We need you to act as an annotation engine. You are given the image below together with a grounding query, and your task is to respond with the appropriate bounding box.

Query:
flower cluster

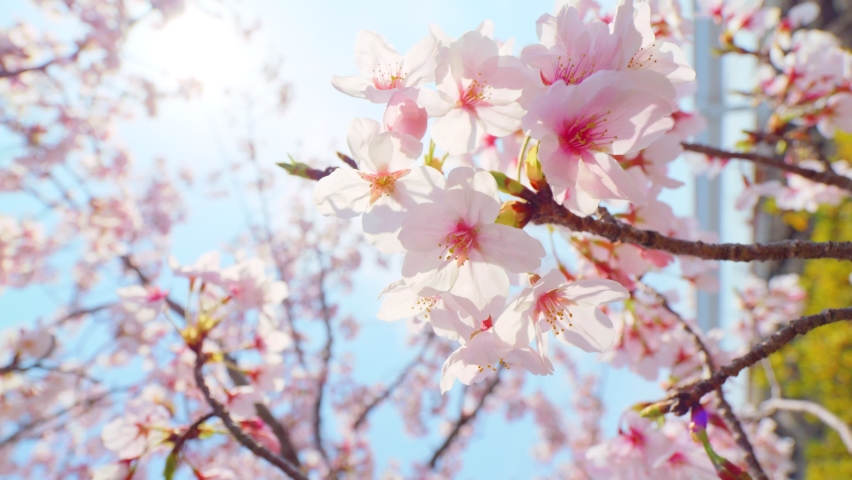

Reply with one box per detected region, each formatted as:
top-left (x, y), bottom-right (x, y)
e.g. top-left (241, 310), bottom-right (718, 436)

top-left (318, 0), bottom-right (700, 391)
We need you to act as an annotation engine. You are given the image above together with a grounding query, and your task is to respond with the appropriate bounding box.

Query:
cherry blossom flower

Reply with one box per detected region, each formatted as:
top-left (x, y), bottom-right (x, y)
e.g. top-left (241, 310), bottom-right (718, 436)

top-left (219, 258), bottom-right (289, 309)
top-left (101, 405), bottom-right (170, 459)
top-left (523, 69), bottom-right (675, 214)
top-left (511, 270), bottom-right (629, 353)
top-left (117, 285), bottom-right (168, 322)
top-left (398, 167), bottom-right (545, 309)
top-left (332, 31), bottom-right (439, 103)
top-left (314, 118), bottom-right (445, 252)
top-left (419, 31), bottom-right (531, 155)
top-left (383, 89), bottom-right (428, 140)
top-left (440, 315), bottom-right (553, 393)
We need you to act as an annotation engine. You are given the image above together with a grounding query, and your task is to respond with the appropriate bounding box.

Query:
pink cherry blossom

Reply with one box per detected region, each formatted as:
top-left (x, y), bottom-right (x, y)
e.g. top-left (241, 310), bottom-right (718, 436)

top-left (398, 167), bottom-right (545, 309)
top-left (419, 31), bottom-right (531, 155)
top-left (332, 31), bottom-right (439, 103)
top-left (383, 89), bottom-right (428, 140)
top-left (314, 119), bottom-right (444, 252)
top-left (513, 270), bottom-right (629, 353)
top-left (523, 70), bottom-right (675, 214)
top-left (440, 315), bottom-right (553, 393)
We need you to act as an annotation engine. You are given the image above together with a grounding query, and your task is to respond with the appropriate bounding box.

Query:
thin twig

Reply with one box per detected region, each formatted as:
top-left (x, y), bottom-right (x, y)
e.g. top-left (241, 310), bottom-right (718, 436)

top-left (428, 372), bottom-right (502, 469)
top-left (682, 142), bottom-right (852, 192)
top-left (352, 333), bottom-right (435, 431)
top-left (312, 261), bottom-right (334, 470)
top-left (0, 388), bottom-right (121, 448)
top-left (757, 398), bottom-right (852, 455)
top-left (192, 349), bottom-right (307, 480)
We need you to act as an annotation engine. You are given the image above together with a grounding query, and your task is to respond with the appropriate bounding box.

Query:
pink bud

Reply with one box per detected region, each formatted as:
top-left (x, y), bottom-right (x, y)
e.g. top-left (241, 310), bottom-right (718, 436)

top-left (383, 90), bottom-right (428, 140)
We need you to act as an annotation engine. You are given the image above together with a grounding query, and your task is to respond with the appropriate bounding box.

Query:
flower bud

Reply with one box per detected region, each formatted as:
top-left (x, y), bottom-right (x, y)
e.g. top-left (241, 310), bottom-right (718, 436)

top-left (524, 143), bottom-right (546, 191)
top-left (690, 404), bottom-right (708, 436)
top-left (383, 89), bottom-right (428, 140)
top-left (495, 201), bottom-right (532, 229)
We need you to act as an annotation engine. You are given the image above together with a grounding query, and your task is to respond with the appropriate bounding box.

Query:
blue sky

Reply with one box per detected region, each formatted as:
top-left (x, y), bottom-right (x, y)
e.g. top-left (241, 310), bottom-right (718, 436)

top-left (0, 0), bottom-right (762, 477)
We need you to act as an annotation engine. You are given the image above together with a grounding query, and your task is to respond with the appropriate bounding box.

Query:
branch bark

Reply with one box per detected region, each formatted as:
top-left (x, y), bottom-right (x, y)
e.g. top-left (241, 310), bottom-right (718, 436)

top-left (645, 285), bottom-right (768, 480)
top-left (427, 372), bottom-right (501, 470)
top-left (193, 349), bottom-right (308, 480)
top-left (682, 142), bottom-right (852, 193)
top-left (291, 167), bottom-right (852, 263)
top-left (663, 307), bottom-right (852, 416)
top-left (757, 398), bottom-right (852, 455)
top-left (352, 333), bottom-right (435, 431)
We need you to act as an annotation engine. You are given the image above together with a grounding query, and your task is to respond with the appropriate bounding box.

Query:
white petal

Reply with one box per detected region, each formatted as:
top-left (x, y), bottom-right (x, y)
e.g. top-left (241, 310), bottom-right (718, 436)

top-left (331, 75), bottom-right (370, 99)
top-left (477, 223), bottom-right (545, 273)
top-left (560, 279), bottom-right (629, 306)
top-left (313, 169), bottom-right (369, 218)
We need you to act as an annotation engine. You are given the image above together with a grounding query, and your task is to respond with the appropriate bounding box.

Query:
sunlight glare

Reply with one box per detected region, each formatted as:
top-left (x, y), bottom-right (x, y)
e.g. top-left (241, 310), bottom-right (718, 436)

top-left (144, 7), bottom-right (250, 91)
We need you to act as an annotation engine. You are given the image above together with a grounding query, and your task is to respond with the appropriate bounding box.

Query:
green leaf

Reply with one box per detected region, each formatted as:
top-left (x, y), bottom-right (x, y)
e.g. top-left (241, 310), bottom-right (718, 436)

top-left (163, 451), bottom-right (179, 480)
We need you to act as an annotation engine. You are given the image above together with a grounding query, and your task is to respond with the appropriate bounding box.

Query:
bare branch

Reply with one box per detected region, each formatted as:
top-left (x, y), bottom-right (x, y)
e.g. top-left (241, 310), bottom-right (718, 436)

top-left (0, 388), bottom-right (119, 448)
top-left (223, 354), bottom-right (302, 468)
top-left (193, 349), bottom-right (308, 480)
top-left (313, 262), bottom-right (334, 470)
top-left (682, 142), bottom-right (852, 193)
top-left (428, 372), bottom-right (502, 470)
top-left (352, 333), bottom-right (435, 431)
top-left (663, 307), bottom-right (852, 416)
top-left (758, 398), bottom-right (852, 455)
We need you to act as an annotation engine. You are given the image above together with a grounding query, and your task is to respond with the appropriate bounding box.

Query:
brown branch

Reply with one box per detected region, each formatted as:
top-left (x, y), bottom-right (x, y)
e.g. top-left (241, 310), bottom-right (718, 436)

top-left (123, 254), bottom-right (302, 467)
top-left (526, 185), bottom-right (852, 262)
top-left (662, 307), bottom-right (852, 416)
top-left (193, 349), bottom-right (308, 480)
top-left (120, 255), bottom-right (186, 317)
top-left (293, 169), bottom-right (852, 263)
top-left (0, 388), bottom-right (119, 448)
top-left (0, 46), bottom-right (83, 79)
top-left (757, 398), bottom-right (852, 455)
top-left (716, 394), bottom-right (768, 480)
top-left (428, 372), bottom-right (502, 470)
top-left (222, 354), bottom-right (302, 468)
top-left (352, 333), bottom-right (435, 431)
top-left (645, 286), bottom-right (768, 479)
top-left (682, 142), bottom-right (852, 192)
top-left (312, 262), bottom-right (334, 470)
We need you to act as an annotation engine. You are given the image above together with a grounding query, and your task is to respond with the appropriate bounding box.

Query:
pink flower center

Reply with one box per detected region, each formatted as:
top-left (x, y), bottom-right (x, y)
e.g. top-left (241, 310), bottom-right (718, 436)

top-left (535, 289), bottom-right (574, 336)
top-left (146, 287), bottom-right (168, 303)
top-left (558, 114), bottom-right (616, 153)
top-left (438, 221), bottom-right (479, 266)
top-left (372, 63), bottom-right (406, 90)
top-left (457, 78), bottom-right (491, 110)
top-left (360, 169), bottom-right (410, 204)
top-left (543, 54), bottom-right (597, 86)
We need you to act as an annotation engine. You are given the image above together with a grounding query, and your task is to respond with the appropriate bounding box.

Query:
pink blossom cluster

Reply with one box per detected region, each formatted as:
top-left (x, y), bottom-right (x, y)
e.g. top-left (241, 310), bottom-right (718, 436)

top-left (319, 0), bottom-right (705, 393)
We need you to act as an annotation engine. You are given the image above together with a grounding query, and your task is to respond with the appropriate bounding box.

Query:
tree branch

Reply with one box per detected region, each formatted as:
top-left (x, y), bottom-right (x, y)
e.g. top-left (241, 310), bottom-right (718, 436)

top-left (352, 333), bottom-right (435, 431)
top-left (682, 142), bottom-right (852, 192)
top-left (428, 372), bottom-right (501, 470)
top-left (312, 262), bottom-right (334, 470)
top-left (757, 398), bottom-right (852, 455)
top-left (645, 285), bottom-right (768, 480)
top-left (289, 166), bottom-right (852, 263)
top-left (662, 307), bottom-right (852, 416)
top-left (222, 354), bottom-right (302, 468)
top-left (193, 349), bottom-right (308, 480)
